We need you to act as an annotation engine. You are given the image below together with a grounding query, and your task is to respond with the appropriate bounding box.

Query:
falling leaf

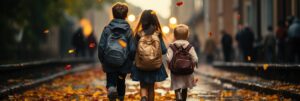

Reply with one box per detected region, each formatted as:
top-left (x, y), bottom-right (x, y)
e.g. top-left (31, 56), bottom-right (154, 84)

top-left (263, 64), bottom-right (269, 71)
top-left (65, 64), bottom-right (72, 71)
top-left (89, 43), bottom-right (96, 48)
top-left (176, 1), bottom-right (183, 6)
top-left (247, 56), bottom-right (251, 61)
top-left (68, 49), bottom-right (75, 54)
top-left (209, 32), bottom-right (213, 37)
top-left (43, 29), bottom-right (49, 34)
top-left (118, 39), bottom-right (127, 48)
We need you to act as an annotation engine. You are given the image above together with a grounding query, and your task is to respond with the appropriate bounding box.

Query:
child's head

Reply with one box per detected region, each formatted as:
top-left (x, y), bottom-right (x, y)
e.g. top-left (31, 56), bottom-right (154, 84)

top-left (112, 2), bottom-right (128, 19)
top-left (174, 24), bottom-right (189, 40)
top-left (135, 10), bottom-right (162, 35)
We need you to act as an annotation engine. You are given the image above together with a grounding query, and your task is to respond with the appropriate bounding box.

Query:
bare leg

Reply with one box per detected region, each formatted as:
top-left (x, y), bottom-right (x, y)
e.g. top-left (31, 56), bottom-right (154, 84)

top-left (140, 82), bottom-right (148, 100)
top-left (148, 83), bottom-right (155, 101)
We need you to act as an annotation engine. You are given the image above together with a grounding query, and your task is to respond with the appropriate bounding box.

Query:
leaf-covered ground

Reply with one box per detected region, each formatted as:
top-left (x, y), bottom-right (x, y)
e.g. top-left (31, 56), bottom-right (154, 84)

top-left (6, 64), bottom-right (292, 101)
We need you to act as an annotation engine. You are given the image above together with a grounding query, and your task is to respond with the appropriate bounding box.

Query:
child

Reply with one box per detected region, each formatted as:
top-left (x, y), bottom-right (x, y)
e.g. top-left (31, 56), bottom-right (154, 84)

top-left (166, 24), bottom-right (198, 101)
top-left (130, 10), bottom-right (168, 101)
top-left (98, 2), bottom-right (133, 101)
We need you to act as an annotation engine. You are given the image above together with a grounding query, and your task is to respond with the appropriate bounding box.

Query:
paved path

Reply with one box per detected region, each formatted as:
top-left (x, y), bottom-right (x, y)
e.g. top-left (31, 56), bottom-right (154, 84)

top-left (6, 64), bottom-right (290, 101)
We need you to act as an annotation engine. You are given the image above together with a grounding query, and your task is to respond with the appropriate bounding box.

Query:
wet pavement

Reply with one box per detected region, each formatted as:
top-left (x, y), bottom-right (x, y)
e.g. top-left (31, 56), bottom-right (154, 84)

top-left (5, 64), bottom-right (293, 101)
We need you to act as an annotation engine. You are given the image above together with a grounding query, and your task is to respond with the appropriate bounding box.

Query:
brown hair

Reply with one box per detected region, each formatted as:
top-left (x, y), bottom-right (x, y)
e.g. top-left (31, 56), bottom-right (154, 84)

top-left (174, 24), bottom-right (189, 40)
top-left (134, 10), bottom-right (163, 37)
top-left (112, 2), bottom-right (128, 19)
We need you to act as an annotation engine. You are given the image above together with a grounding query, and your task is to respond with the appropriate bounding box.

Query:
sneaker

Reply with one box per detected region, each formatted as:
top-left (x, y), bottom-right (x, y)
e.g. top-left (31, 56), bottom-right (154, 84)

top-left (108, 87), bottom-right (118, 101)
top-left (118, 96), bottom-right (124, 101)
top-left (140, 96), bottom-right (147, 101)
top-left (175, 91), bottom-right (182, 101)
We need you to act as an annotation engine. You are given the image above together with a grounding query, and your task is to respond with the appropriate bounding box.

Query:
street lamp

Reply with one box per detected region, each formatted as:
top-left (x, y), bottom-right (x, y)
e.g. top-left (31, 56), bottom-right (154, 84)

top-left (162, 26), bottom-right (170, 35)
top-left (169, 17), bottom-right (177, 29)
top-left (169, 17), bottom-right (177, 25)
top-left (128, 14), bottom-right (136, 22)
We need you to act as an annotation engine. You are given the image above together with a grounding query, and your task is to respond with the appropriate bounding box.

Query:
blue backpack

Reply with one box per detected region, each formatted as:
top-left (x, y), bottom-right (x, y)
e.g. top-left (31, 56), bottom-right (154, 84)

top-left (103, 28), bottom-right (129, 67)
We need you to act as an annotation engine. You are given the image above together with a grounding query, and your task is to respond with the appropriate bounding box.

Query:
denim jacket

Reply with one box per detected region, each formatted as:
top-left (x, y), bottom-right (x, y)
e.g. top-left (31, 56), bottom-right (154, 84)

top-left (98, 19), bottom-right (133, 73)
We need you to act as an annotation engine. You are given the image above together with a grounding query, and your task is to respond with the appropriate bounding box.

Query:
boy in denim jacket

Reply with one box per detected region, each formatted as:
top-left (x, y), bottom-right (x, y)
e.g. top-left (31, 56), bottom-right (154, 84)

top-left (98, 2), bottom-right (133, 101)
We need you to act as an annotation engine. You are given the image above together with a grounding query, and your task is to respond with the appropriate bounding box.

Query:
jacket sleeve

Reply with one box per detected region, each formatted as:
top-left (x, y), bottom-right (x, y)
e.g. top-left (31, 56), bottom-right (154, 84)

top-left (98, 27), bottom-right (109, 63)
top-left (160, 37), bottom-right (167, 54)
top-left (166, 46), bottom-right (173, 62)
top-left (189, 47), bottom-right (198, 63)
top-left (128, 30), bottom-right (136, 60)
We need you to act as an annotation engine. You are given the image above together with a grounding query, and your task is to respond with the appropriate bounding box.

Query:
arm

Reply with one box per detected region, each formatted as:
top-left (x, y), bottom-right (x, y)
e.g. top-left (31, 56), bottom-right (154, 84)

top-left (166, 47), bottom-right (173, 63)
top-left (189, 47), bottom-right (198, 63)
top-left (98, 27), bottom-right (109, 63)
top-left (128, 30), bottom-right (136, 60)
top-left (160, 37), bottom-right (167, 54)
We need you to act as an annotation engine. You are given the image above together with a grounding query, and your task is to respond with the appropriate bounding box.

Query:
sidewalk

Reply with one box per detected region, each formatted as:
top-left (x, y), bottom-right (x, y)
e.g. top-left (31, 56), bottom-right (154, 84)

top-left (196, 64), bottom-right (298, 100)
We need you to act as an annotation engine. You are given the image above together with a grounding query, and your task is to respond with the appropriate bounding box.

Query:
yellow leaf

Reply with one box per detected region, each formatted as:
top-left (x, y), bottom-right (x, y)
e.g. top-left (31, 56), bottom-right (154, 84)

top-left (263, 64), bottom-right (269, 70)
top-left (118, 39), bottom-right (127, 48)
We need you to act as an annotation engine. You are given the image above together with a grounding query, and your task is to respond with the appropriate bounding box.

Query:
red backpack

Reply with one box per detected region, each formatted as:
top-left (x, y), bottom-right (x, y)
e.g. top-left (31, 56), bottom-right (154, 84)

top-left (169, 44), bottom-right (195, 75)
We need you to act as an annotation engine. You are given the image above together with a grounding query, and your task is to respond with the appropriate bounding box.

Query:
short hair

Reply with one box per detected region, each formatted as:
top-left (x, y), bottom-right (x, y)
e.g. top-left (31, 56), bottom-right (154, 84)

top-left (174, 24), bottom-right (189, 40)
top-left (112, 2), bottom-right (128, 19)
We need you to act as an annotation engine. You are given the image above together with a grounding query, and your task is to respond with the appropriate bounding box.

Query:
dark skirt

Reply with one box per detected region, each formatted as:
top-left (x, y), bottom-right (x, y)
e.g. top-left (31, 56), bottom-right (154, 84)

top-left (131, 64), bottom-right (168, 84)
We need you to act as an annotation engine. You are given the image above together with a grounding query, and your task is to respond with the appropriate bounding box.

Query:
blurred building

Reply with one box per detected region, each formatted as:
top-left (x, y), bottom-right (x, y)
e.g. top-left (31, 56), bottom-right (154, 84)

top-left (203, 0), bottom-right (300, 43)
top-left (170, 0), bottom-right (204, 48)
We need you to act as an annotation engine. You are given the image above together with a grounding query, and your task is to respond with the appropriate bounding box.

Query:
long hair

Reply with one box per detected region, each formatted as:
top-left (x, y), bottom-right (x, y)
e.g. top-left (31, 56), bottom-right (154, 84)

top-left (134, 10), bottom-right (162, 37)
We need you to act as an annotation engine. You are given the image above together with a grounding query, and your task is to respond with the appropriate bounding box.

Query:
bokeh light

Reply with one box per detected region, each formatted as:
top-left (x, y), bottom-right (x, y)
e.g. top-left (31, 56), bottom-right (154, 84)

top-left (162, 26), bottom-right (170, 35)
top-left (80, 18), bottom-right (93, 38)
top-left (128, 14), bottom-right (136, 22)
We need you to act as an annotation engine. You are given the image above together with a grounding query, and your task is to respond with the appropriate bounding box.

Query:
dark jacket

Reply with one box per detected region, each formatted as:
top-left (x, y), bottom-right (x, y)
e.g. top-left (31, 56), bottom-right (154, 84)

top-left (98, 19), bottom-right (133, 73)
top-left (221, 33), bottom-right (233, 51)
top-left (236, 27), bottom-right (255, 50)
top-left (288, 18), bottom-right (300, 38)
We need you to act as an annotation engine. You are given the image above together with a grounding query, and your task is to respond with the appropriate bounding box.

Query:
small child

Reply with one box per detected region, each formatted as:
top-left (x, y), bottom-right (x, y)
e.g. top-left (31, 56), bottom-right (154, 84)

top-left (167, 24), bottom-right (198, 101)
top-left (98, 2), bottom-right (133, 101)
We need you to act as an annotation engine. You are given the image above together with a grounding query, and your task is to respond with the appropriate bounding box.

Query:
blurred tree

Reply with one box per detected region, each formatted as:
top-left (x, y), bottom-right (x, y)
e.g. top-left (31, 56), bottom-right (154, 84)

top-left (0, 0), bottom-right (121, 63)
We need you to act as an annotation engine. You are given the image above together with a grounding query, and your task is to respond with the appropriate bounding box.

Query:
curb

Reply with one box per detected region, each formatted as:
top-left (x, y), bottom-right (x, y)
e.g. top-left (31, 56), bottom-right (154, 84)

top-left (212, 62), bottom-right (300, 84)
top-left (196, 71), bottom-right (300, 100)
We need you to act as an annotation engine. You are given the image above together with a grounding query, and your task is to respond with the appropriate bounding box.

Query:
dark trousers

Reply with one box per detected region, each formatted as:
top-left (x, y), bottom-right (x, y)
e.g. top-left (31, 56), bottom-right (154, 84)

top-left (223, 49), bottom-right (232, 62)
top-left (288, 38), bottom-right (300, 63)
top-left (106, 72), bottom-right (127, 97)
top-left (277, 41), bottom-right (286, 62)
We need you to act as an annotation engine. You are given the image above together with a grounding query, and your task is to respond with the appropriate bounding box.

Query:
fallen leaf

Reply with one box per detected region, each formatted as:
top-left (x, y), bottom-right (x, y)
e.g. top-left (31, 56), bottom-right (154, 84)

top-left (65, 64), bottom-right (72, 71)
top-left (263, 64), bottom-right (269, 71)
top-left (176, 1), bottom-right (183, 6)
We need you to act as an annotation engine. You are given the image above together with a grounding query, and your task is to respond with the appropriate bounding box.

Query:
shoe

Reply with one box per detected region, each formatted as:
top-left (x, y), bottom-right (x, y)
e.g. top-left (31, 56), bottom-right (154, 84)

top-left (175, 90), bottom-right (183, 101)
top-left (118, 96), bottom-right (124, 101)
top-left (108, 87), bottom-right (118, 101)
top-left (141, 96), bottom-right (147, 101)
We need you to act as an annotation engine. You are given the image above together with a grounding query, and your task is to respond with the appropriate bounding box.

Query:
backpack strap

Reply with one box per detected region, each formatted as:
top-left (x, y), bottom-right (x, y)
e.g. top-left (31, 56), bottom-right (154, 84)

top-left (169, 44), bottom-right (178, 52)
top-left (184, 44), bottom-right (193, 52)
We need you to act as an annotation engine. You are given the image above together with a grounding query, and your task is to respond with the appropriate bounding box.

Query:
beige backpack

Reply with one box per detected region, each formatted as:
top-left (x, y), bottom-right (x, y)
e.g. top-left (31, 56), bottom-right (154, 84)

top-left (135, 31), bottom-right (162, 71)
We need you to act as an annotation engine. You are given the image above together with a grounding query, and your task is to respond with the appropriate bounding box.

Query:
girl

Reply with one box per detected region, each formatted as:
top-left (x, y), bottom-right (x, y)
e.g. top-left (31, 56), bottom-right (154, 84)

top-left (130, 10), bottom-right (168, 101)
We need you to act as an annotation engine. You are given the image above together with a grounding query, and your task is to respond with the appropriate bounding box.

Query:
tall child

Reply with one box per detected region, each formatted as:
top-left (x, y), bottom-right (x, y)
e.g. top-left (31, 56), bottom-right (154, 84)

top-left (98, 2), bottom-right (133, 101)
top-left (167, 24), bottom-right (198, 101)
top-left (130, 10), bottom-right (168, 101)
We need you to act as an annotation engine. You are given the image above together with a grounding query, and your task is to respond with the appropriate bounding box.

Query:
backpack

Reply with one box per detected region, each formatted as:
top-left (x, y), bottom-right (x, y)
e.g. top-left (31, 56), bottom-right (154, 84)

top-left (135, 31), bottom-right (162, 71)
top-left (103, 28), bottom-right (129, 67)
top-left (169, 44), bottom-right (194, 75)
